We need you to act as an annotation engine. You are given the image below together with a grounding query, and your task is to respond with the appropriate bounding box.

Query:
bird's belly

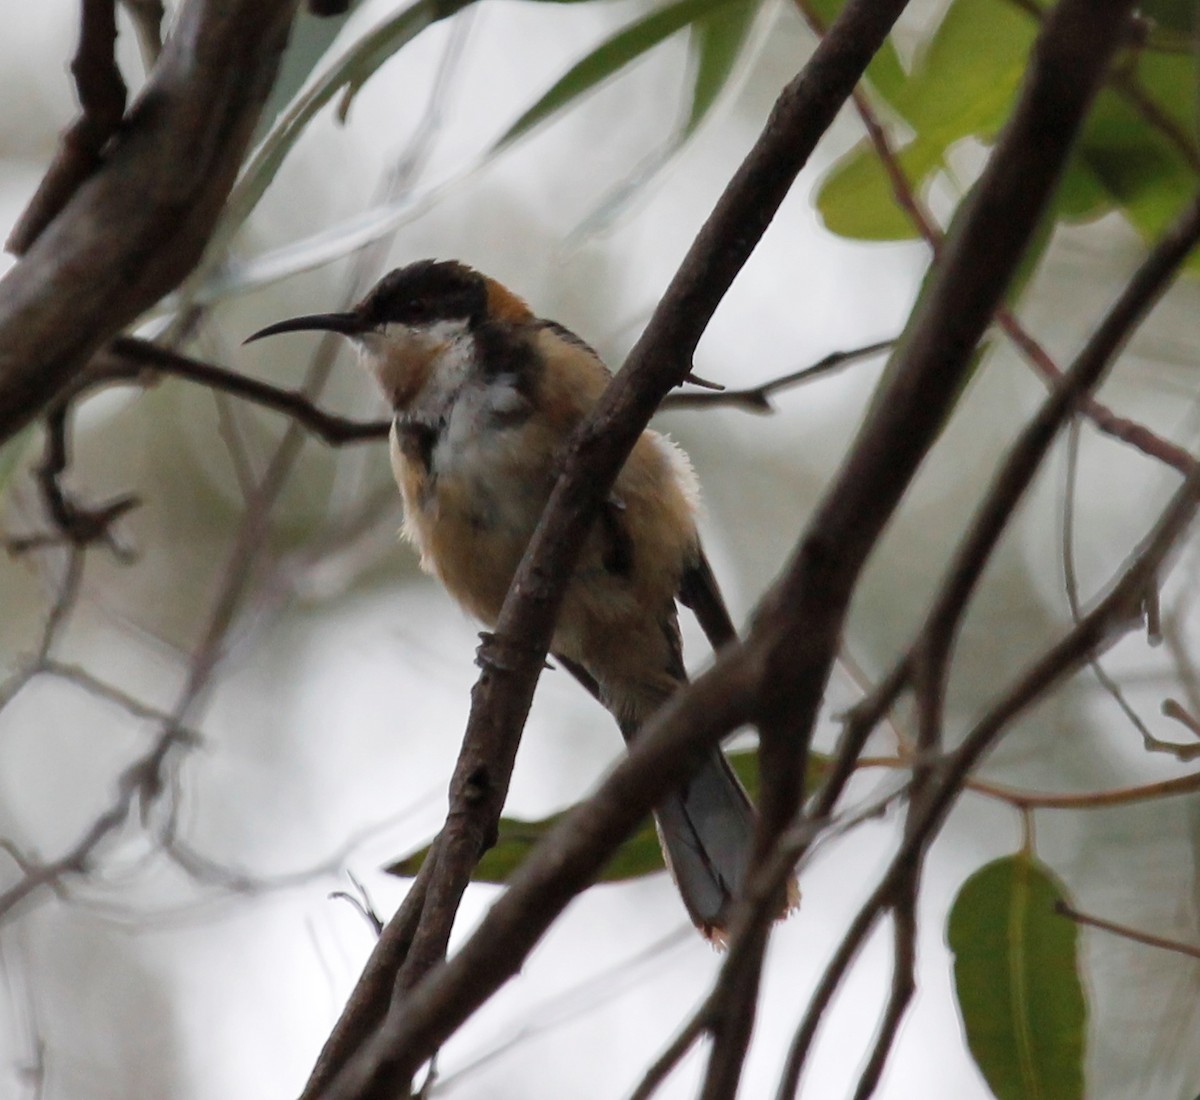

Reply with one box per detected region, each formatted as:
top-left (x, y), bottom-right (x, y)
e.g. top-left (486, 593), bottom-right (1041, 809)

top-left (394, 429), bottom-right (548, 625)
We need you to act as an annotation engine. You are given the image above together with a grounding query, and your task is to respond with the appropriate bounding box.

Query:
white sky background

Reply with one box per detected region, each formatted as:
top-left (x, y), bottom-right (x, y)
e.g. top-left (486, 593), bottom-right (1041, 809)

top-left (2, 1), bottom-right (1200, 1098)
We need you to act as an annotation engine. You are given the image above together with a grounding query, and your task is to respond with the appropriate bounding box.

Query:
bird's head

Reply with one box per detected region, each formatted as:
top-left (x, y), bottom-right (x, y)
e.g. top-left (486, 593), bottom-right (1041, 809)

top-left (245, 259), bottom-right (532, 408)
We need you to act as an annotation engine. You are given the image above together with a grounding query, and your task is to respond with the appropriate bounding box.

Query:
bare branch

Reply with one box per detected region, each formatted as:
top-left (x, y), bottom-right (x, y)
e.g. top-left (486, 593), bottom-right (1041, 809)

top-left (119, 0), bottom-right (166, 67)
top-left (660, 339), bottom-right (894, 413)
top-left (849, 882), bottom-right (916, 1100)
top-left (1056, 901), bottom-right (1200, 961)
top-left (7, 0), bottom-right (128, 254)
top-left (857, 755), bottom-right (1200, 809)
top-left (101, 337), bottom-right (391, 443)
top-left (0, 0), bottom-right (300, 443)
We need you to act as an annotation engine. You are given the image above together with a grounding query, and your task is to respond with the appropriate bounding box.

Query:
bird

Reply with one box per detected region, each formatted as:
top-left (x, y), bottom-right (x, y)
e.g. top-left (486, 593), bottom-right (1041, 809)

top-left (246, 259), bottom-right (768, 941)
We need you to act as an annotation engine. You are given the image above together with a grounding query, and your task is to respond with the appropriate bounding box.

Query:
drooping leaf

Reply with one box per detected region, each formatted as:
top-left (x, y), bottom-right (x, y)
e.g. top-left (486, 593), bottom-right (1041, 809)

top-left (386, 748), bottom-right (825, 884)
top-left (948, 853), bottom-right (1087, 1100)
top-left (493, 0), bottom-right (750, 151)
top-left (562, 0), bottom-right (762, 243)
top-left (683, 0), bottom-right (759, 136)
top-left (222, 0), bottom-right (477, 246)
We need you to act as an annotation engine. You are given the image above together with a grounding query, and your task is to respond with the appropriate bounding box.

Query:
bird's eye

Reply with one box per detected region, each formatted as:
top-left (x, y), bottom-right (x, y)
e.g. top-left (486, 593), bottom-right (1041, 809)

top-left (407, 298), bottom-right (430, 318)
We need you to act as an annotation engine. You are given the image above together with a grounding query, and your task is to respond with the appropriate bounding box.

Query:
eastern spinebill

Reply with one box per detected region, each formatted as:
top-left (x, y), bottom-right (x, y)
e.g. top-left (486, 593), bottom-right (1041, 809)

top-left (247, 259), bottom-right (790, 941)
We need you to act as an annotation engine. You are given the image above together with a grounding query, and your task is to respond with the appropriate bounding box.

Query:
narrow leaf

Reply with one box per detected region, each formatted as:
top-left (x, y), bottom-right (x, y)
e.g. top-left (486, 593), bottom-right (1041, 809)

top-left (494, 0), bottom-right (744, 150)
top-left (948, 853), bottom-right (1087, 1100)
top-left (223, 0), bottom-right (474, 242)
top-left (683, 0), bottom-right (759, 136)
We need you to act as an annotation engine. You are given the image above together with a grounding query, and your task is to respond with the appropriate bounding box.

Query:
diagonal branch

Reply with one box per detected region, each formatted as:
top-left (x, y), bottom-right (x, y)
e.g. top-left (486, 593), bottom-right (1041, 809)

top-left (767, 182), bottom-right (1200, 1097)
top-left (705, 0), bottom-right (1140, 1091)
top-left (302, 0), bottom-right (916, 1094)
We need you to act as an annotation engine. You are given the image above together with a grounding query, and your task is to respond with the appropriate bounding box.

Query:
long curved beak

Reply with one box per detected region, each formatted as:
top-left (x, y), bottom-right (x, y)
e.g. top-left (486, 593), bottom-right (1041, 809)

top-left (243, 311), bottom-right (364, 345)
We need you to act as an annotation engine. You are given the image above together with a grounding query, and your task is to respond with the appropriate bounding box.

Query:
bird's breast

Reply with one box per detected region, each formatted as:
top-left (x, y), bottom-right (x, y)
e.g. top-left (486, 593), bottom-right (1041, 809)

top-left (389, 386), bottom-right (550, 624)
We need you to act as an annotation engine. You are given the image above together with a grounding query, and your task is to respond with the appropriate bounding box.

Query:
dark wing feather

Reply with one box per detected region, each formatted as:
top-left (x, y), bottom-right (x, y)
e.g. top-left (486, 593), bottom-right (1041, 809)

top-left (678, 547), bottom-right (737, 651)
top-left (552, 652), bottom-right (603, 703)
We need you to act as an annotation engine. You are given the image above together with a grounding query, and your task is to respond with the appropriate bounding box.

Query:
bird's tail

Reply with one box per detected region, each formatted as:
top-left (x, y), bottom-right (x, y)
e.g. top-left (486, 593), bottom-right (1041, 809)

top-left (643, 741), bottom-right (760, 943)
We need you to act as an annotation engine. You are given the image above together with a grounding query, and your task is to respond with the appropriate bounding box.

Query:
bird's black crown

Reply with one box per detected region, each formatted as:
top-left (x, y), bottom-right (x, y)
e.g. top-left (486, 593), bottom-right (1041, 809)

top-left (359, 260), bottom-right (488, 329)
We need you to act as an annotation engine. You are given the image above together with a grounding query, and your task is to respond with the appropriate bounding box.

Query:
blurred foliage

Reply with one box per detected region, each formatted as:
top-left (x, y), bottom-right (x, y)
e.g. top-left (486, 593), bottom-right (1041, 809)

top-left (815, 0), bottom-right (1200, 272)
top-left (218, 0), bottom-right (765, 264)
top-left (948, 853), bottom-right (1087, 1100)
top-left (493, 0), bottom-right (760, 149)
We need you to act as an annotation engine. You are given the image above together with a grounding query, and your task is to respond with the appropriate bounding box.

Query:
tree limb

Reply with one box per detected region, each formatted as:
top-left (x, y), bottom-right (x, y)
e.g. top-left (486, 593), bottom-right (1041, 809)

top-left (7, 0), bottom-right (128, 254)
top-left (302, 1), bottom-right (918, 1092)
top-left (0, 0), bottom-right (300, 443)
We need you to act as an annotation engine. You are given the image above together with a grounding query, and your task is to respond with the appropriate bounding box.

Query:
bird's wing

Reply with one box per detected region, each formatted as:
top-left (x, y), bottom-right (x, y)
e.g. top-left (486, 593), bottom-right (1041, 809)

top-left (678, 546), bottom-right (738, 652)
top-left (551, 651), bottom-right (603, 703)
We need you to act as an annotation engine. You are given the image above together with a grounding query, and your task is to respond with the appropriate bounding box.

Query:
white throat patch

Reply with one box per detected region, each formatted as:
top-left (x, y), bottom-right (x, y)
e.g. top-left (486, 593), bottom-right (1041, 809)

top-left (356, 319), bottom-right (474, 411)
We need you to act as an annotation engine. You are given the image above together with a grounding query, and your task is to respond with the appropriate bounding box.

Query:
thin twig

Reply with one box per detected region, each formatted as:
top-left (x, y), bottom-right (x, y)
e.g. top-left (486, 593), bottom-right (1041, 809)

top-left (856, 755), bottom-right (1200, 810)
top-left (33, 401), bottom-right (139, 555)
top-left (850, 881), bottom-right (916, 1100)
top-left (775, 877), bottom-right (892, 1098)
top-left (102, 337), bottom-right (391, 443)
top-left (1062, 418), bottom-right (1200, 759)
top-left (7, 0), bottom-right (128, 254)
top-left (775, 451), bottom-right (1200, 1093)
top-left (660, 339), bottom-right (894, 413)
top-left (0, 546), bottom-right (87, 712)
top-left (1056, 901), bottom-right (1200, 961)
top-left (0, 716), bottom-right (187, 920)
top-left (772, 184), bottom-right (1200, 1094)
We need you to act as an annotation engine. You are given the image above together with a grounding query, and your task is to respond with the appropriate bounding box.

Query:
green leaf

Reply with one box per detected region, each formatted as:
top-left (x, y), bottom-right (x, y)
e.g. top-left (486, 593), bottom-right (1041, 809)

top-left (948, 853), bottom-right (1087, 1100)
top-left (1075, 86), bottom-right (1199, 265)
top-left (1137, 0), bottom-right (1198, 36)
top-left (494, 0), bottom-right (746, 150)
top-left (222, 0), bottom-right (476, 245)
top-left (815, 138), bottom-right (934, 240)
top-left (560, 0), bottom-right (761, 243)
top-left (386, 748), bottom-right (824, 884)
top-left (887, 0), bottom-right (1036, 139)
top-left (683, 0), bottom-right (759, 136)
top-left (815, 0), bottom-right (1038, 243)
